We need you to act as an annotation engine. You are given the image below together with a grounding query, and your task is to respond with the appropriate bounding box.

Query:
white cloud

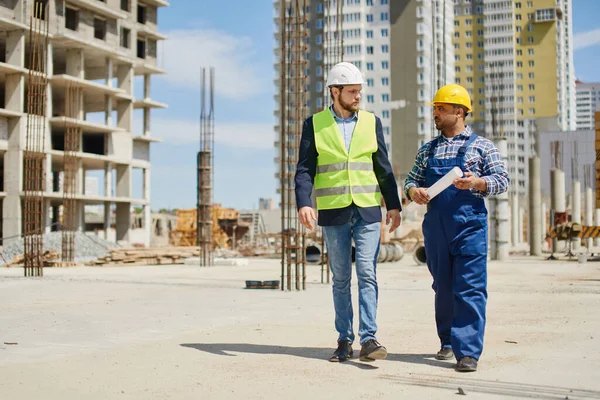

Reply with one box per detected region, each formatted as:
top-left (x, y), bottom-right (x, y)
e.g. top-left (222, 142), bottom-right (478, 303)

top-left (574, 28), bottom-right (600, 51)
top-left (148, 117), bottom-right (275, 149)
top-left (160, 29), bottom-right (271, 100)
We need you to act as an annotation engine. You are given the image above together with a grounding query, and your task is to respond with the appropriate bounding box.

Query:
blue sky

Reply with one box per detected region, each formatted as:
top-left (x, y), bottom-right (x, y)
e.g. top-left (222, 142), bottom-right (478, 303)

top-left (146, 0), bottom-right (600, 211)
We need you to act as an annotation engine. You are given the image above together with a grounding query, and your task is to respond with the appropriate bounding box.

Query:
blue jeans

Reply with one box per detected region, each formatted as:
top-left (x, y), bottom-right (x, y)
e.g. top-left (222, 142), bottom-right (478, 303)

top-left (323, 208), bottom-right (381, 345)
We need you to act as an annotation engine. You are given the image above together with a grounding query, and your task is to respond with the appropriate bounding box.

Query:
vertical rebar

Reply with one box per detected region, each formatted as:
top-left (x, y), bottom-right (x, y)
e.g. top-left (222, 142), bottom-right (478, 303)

top-left (280, 0), bottom-right (308, 291)
top-left (197, 67), bottom-right (215, 266)
top-left (62, 81), bottom-right (81, 264)
top-left (24, 1), bottom-right (50, 277)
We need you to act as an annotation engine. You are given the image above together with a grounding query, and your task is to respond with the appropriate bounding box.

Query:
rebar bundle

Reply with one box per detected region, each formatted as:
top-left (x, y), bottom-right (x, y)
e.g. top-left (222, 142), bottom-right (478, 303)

top-left (279, 0), bottom-right (308, 290)
top-left (197, 67), bottom-right (215, 266)
top-left (62, 81), bottom-right (82, 264)
top-left (23, 1), bottom-right (50, 277)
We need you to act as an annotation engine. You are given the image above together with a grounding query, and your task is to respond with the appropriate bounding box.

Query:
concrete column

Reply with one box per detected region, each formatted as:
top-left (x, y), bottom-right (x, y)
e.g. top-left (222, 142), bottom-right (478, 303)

top-left (494, 138), bottom-right (509, 261)
top-left (585, 187), bottom-right (593, 250)
top-left (116, 203), bottom-right (131, 242)
top-left (143, 168), bottom-right (151, 246)
top-left (541, 203), bottom-right (547, 250)
top-left (144, 73), bottom-right (150, 98)
top-left (3, 118), bottom-right (23, 245)
top-left (116, 165), bottom-right (131, 198)
top-left (76, 159), bottom-right (84, 195)
top-left (106, 58), bottom-right (113, 87)
top-left (572, 180), bottom-right (581, 252)
top-left (550, 169), bottom-right (566, 254)
top-left (518, 207), bottom-right (524, 244)
top-left (143, 108), bottom-right (150, 136)
top-left (66, 49), bottom-right (84, 78)
top-left (104, 162), bottom-right (113, 198)
top-left (104, 202), bottom-right (111, 240)
top-left (511, 195), bottom-right (519, 246)
top-left (105, 95), bottom-right (113, 127)
top-left (528, 156), bottom-right (542, 256)
top-left (44, 199), bottom-right (51, 233)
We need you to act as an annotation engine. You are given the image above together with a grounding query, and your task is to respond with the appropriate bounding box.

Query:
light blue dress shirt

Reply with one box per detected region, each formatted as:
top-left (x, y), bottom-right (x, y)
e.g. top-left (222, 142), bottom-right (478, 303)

top-left (329, 105), bottom-right (358, 152)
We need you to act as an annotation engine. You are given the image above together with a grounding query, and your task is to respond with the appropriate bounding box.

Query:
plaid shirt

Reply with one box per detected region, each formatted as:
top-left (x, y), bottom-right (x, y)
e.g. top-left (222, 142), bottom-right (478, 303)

top-left (404, 126), bottom-right (510, 199)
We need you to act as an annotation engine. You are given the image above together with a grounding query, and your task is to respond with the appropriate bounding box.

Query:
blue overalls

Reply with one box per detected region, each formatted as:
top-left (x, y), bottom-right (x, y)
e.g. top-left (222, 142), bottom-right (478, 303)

top-left (421, 133), bottom-right (488, 361)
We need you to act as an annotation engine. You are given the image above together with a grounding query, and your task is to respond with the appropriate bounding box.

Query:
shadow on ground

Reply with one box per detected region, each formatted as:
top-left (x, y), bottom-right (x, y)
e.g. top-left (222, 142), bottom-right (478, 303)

top-left (180, 343), bottom-right (452, 370)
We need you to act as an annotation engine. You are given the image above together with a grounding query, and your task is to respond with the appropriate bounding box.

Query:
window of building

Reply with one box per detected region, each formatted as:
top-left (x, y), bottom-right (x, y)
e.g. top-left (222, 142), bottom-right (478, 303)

top-left (516, 14), bottom-right (521, 20)
top-left (456, 77), bottom-right (461, 84)
top-left (121, 0), bottom-right (130, 12)
top-left (528, 72), bottom-right (534, 78)
top-left (65, 7), bottom-right (78, 31)
top-left (454, 32), bottom-right (460, 38)
top-left (382, 61), bottom-right (389, 69)
top-left (137, 38), bottom-right (146, 58)
top-left (529, 60), bottom-right (534, 67)
top-left (528, 36), bottom-right (534, 44)
top-left (516, 2), bottom-right (521, 8)
top-left (381, 0), bottom-right (388, 4)
top-left (367, 95), bottom-right (374, 103)
top-left (120, 27), bottom-right (130, 48)
top-left (382, 110), bottom-right (390, 118)
top-left (367, 62), bottom-right (374, 70)
top-left (382, 77), bottom-right (389, 86)
top-left (529, 96), bottom-right (535, 103)
top-left (367, 14), bottom-right (374, 22)
top-left (367, 46), bottom-right (374, 54)
top-left (366, 30), bottom-right (373, 38)
top-left (528, 48), bottom-right (534, 55)
top-left (94, 18), bottom-right (106, 40)
top-left (381, 12), bottom-right (389, 21)
top-left (367, 78), bottom-right (374, 87)
top-left (382, 94), bottom-right (390, 102)
top-left (456, 66), bottom-right (461, 73)
top-left (517, 49), bottom-right (522, 55)
top-left (381, 28), bottom-right (388, 37)
top-left (137, 4), bottom-right (146, 24)
top-left (516, 26), bottom-right (522, 32)
top-left (529, 108), bottom-right (535, 115)
top-left (529, 84), bottom-right (535, 90)
top-left (381, 45), bottom-right (389, 53)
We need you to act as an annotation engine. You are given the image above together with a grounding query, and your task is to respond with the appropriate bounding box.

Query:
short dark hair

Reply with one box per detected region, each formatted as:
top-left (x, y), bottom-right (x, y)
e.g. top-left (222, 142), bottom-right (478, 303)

top-left (453, 104), bottom-right (469, 119)
top-left (329, 85), bottom-right (344, 101)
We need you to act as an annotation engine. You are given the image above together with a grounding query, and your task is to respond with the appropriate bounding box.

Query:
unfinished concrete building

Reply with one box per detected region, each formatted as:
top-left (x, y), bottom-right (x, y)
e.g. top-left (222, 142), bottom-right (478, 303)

top-left (0, 0), bottom-right (168, 246)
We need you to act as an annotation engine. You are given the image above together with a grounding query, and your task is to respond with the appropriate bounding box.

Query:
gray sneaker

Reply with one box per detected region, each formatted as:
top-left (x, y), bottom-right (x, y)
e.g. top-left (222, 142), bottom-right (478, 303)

top-left (436, 347), bottom-right (454, 360)
top-left (359, 339), bottom-right (388, 362)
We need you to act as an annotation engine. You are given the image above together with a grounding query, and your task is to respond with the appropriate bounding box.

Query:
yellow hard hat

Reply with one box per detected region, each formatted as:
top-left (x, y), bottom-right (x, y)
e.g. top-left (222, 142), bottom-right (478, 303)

top-left (428, 84), bottom-right (472, 113)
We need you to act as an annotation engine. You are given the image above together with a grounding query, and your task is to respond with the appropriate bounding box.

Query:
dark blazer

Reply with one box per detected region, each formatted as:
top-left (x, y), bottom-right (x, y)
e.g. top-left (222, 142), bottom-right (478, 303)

top-left (294, 113), bottom-right (401, 227)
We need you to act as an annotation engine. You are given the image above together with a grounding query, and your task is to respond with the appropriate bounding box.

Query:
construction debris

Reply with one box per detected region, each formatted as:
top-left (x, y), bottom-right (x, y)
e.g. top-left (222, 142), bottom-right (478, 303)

top-left (89, 247), bottom-right (203, 266)
top-left (5, 250), bottom-right (60, 267)
top-left (2, 232), bottom-right (116, 267)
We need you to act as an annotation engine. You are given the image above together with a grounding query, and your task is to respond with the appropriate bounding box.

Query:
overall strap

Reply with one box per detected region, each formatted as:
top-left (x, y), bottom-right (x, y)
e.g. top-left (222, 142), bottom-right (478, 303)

top-left (427, 136), bottom-right (441, 161)
top-left (457, 133), bottom-right (478, 160)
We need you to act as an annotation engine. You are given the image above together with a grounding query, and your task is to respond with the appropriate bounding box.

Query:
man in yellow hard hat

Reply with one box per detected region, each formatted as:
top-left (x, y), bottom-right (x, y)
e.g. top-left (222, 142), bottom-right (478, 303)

top-left (404, 84), bottom-right (509, 372)
top-left (295, 62), bottom-right (402, 363)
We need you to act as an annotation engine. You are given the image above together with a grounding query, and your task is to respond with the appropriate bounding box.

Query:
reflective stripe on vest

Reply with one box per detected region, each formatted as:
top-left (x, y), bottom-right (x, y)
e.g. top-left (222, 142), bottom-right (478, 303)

top-left (313, 109), bottom-right (381, 210)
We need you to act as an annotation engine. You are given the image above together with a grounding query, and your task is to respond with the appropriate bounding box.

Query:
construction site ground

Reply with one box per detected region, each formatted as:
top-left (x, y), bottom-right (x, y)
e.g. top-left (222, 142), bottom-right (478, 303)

top-left (1, 256), bottom-right (599, 400)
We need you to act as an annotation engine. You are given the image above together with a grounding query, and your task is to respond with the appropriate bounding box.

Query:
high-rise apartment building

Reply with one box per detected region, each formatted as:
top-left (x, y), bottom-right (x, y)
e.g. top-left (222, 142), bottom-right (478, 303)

top-left (0, 0), bottom-right (168, 246)
top-left (390, 0), bottom-right (455, 184)
top-left (576, 80), bottom-right (600, 131)
top-left (453, 0), bottom-right (576, 196)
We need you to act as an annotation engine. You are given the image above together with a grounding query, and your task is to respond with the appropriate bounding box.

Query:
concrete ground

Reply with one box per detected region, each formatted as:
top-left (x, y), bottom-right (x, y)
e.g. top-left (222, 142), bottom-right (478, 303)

top-left (1, 255), bottom-right (599, 400)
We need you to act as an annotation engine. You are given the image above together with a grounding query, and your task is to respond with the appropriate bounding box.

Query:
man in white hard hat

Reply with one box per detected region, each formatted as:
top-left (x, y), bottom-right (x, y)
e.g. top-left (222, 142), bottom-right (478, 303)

top-left (295, 61), bottom-right (402, 362)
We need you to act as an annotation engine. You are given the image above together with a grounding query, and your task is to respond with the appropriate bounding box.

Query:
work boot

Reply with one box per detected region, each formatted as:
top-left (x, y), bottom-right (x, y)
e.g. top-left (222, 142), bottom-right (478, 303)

top-left (359, 339), bottom-right (388, 362)
top-left (329, 340), bottom-right (353, 362)
top-left (456, 356), bottom-right (478, 372)
top-left (436, 347), bottom-right (454, 360)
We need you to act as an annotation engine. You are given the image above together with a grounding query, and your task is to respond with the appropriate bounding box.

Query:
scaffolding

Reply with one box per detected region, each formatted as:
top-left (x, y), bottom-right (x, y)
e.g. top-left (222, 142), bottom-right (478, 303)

top-left (197, 67), bottom-right (215, 266)
top-left (62, 81), bottom-right (82, 265)
top-left (279, 0), bottom-right (308, 291)
top-left (23, 1), bottom-right (50, 277)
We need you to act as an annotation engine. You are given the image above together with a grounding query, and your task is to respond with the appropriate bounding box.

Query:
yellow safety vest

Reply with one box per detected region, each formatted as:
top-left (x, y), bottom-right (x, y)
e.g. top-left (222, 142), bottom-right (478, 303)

top-left (313, 109), bottom-right (381, 210)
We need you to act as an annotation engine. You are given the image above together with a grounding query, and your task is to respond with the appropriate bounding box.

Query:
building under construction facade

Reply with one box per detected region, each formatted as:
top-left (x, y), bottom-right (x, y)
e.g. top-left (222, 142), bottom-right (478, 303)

top-left (0, 0), bottom-right (168, 247)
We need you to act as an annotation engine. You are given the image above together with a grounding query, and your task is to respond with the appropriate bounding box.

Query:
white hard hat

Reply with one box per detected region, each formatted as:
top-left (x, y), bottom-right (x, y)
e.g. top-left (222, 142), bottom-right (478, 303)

top-left (326, 62), bottom-right (365, 87)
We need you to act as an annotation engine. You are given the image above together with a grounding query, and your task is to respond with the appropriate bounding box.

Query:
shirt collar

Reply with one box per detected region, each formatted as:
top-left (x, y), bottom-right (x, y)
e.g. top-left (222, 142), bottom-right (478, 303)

top-left (329, 105), bottom-right (358, 122)
top-left (439, 125), bottom-right (472, 141)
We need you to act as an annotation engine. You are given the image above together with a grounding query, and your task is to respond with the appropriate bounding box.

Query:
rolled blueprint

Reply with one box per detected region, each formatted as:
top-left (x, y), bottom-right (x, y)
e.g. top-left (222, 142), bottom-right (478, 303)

top-left (403, 167), bottom-right (464, 212)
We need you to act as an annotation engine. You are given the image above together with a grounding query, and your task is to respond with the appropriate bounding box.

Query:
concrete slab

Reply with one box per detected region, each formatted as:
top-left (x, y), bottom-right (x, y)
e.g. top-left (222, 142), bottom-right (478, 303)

top-left (0, 256), bottom-right (599, 399)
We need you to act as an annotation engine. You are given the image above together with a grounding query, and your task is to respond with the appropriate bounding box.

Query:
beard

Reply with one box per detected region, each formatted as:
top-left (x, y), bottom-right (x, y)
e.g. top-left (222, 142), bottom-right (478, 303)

top-left (339, 96), bottom-right (359, 113)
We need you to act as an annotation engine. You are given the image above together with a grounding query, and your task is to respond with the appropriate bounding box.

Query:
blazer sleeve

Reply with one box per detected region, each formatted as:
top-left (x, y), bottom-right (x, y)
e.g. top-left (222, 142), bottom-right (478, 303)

top-left (294, 117), bottom-right (317, 210)
top-left (372, 116), bottom-right (401, 211)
